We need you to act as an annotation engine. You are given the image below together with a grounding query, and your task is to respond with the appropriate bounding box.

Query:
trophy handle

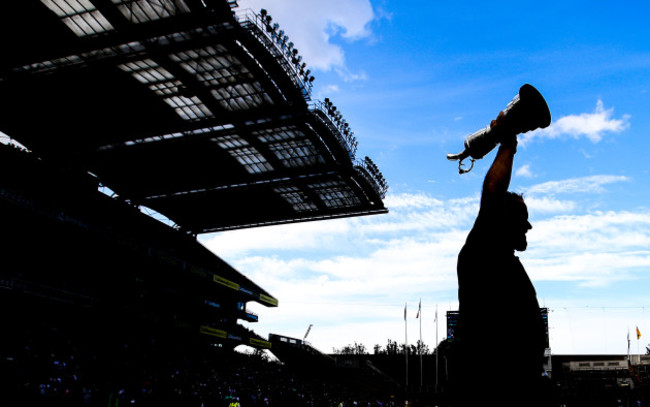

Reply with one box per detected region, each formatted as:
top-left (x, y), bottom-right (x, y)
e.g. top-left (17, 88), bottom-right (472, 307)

top-left (446, 150), bottom-right (475, 174)
top-left (458, 158), bottom-right (475, 174)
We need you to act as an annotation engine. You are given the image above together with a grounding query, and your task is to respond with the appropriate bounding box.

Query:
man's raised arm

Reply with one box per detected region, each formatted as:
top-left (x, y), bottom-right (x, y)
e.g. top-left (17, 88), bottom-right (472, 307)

top-left (481, 112), bottom-right (518, 207)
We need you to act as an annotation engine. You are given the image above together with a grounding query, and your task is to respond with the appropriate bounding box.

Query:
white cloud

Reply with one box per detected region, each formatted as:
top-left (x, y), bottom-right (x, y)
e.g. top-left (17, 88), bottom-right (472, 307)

top-left (201, 217), bottom-right (355, 258)
top-left (316, 84), bottom-right (340, 99)
top-left (384, 192), bottom-right (443, 209)
top-left (527, 211), bottom-right (650, 286)
top-left (515, 163), bottom-right (533, 178)
top-left (201, 185), bottom-right (650, 354)
top-left (521, 100), bottom-right (630, 144)
top-left (516, 174), bottom-right (627, 214)
top-left (524, 196), bottom-right (576, 214)
top-left (236, 0), bottom-right (375, 72)
top-left (521, 177), bottom-right (649, 287)
top-left (525, 175), bottom-right (628, 196)
top-left (335, 67), bottom-right (369, 83)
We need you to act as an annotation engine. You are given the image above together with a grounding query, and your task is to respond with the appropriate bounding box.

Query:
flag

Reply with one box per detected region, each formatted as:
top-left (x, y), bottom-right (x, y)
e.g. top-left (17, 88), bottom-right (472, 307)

top-left (404, 303), bottom-right (407, 321)
top-left (637, 326), bottom-right (642, 340)
top-left (628, 329), bottom-right (631, 358)
top-left (416, 299), bottom-right (421, 319)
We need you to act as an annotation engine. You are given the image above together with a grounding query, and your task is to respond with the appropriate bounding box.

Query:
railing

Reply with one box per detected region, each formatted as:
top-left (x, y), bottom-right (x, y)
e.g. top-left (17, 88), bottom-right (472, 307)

top-left (233, 8), bottom-right (388, 201)
top-left (354, 156), bottom-right (388, 199)
top-left (310, 98), bottom-right (359, 160)
top-left (235, 8), bottom-right (315, 100)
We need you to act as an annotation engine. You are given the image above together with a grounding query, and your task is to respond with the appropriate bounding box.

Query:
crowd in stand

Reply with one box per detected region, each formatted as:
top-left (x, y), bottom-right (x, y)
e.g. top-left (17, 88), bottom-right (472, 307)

top-left (0, 322), bottom-right (399, 407)
top-left (5, 321), bottom-right (650, 406)
top-left (7, 301), bottom-right (650, 407)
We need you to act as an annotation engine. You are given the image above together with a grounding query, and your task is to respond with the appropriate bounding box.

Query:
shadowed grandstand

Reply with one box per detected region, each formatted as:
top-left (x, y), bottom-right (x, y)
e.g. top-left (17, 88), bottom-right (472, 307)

top-left (0, 3), bottom-right (389, 404)
top-left (0, 0), bottom-right (388, 234)
top-left (0, 0), bottom-right (387, 351)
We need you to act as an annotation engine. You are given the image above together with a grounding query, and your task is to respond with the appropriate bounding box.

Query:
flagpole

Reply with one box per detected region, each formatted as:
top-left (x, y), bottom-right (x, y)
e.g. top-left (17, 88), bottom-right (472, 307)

top-left (405, 302), bottom-right (409, 389)
top-left (628, 328), bottom-right (631, 363)
top-left (435, 304), bottom-right (439, 392)
top-left (419, 299), bottom-right (423, 389)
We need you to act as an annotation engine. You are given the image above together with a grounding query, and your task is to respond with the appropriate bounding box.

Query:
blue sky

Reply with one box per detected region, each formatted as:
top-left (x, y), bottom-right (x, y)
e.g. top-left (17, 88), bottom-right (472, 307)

top-left (198, 0), bottom-right (650, 355)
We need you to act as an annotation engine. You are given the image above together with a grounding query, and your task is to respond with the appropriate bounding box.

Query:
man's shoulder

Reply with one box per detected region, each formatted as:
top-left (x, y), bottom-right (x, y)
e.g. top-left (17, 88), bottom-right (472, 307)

top-left (462, 213), bottom-right (495, 246)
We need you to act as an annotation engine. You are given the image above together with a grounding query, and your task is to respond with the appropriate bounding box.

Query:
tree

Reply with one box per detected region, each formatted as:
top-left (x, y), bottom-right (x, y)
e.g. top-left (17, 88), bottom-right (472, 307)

top-left (332, 342), bottom-right (368, 355)
top-left (385, 339), bottom-right (399, 355)
top-left (332, 344), bottom-right (354, 354)
top-left (343, 339), bottom-right (433, 356)
top-left (415, 339), bottom-right (430, 355)
top-left (353, 342), bottom-right (367, 355)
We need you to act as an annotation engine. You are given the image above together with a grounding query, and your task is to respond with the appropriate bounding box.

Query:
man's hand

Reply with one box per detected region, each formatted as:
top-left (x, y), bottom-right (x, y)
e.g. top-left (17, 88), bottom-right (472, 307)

top-left (490, 111), bottom-right (505, 129)
top-left (491, 110), bottom-right (518, 149)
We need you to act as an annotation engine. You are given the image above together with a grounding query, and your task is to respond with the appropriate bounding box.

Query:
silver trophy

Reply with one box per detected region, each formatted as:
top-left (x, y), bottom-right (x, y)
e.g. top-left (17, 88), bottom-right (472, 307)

top-left (447, 84), bottom-right (551, 174)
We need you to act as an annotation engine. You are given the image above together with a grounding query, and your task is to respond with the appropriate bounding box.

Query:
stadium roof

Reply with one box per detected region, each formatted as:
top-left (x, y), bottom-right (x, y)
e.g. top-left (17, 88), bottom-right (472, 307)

top-left (0, 0), bottom-right (388, 234)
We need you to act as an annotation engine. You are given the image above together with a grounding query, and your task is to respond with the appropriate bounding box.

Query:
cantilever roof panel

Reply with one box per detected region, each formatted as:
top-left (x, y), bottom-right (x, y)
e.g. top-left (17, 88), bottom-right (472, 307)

top-left (0, 0), bottom-right (387, 233)
top-left (142, 172), bottom-right (387, 233)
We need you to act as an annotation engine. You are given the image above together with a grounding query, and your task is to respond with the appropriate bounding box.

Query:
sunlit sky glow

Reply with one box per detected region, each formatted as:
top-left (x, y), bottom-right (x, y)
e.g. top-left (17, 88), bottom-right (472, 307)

top-left (197, 0), bottom-right (650, 355)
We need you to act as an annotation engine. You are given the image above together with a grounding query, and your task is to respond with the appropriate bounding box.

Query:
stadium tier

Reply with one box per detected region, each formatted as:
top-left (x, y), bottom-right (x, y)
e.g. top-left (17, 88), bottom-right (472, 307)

top-left (0, 0), bottom-right (388, 234)
top-left (0, 0), bottom-right (388, 359)
top-left (0, 142), bottom-right (276, 349)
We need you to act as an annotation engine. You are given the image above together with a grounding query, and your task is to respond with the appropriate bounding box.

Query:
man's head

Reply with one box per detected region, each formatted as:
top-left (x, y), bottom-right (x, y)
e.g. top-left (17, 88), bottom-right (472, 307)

top-left (504, 192), bottom-right (532, 251)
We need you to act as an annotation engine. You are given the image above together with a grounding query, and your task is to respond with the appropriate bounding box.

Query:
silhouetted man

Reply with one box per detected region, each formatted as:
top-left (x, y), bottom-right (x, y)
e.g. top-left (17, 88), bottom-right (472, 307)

top-left (453, 113), bottom-right (547, 406)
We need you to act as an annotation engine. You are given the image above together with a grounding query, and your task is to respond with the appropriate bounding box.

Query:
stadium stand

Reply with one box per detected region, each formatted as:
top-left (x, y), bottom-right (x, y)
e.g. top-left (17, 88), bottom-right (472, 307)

top-left (0, 0), bottom-right (388, 234)
top-left (0, 0), bottom-right (389, 405)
